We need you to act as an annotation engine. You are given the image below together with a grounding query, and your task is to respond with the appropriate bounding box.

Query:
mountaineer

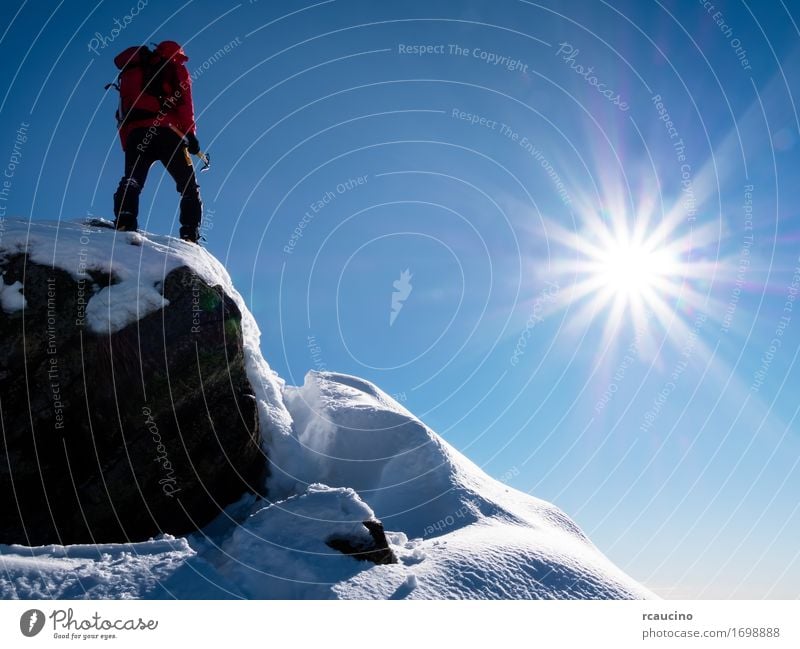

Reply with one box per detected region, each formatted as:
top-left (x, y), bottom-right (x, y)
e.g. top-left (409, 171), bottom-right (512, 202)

top-left (107, 40), bottom-right (207, 242)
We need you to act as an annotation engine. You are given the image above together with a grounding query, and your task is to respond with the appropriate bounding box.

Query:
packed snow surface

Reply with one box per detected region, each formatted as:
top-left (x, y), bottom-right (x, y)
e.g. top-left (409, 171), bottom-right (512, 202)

top-left (0, 220), bottom-right (653, 599)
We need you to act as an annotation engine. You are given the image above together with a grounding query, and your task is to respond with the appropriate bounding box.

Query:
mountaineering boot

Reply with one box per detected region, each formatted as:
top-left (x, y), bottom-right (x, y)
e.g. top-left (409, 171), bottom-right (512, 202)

top-left (179, 225), bottom-right (200, 243)
top-left (114, 218), bottom-right (137, 232)
top-left (113, 177), bottom-right (141, 231)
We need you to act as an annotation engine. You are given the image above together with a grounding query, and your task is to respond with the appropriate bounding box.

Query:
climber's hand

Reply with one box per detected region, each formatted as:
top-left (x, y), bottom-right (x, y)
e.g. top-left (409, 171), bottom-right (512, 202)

top-left (185, 132), bottom-right (200, 156)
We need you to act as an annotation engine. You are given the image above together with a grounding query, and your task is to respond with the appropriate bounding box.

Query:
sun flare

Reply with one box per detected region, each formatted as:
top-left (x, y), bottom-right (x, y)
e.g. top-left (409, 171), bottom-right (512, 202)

top-left (543, 205), bottom-right (719, 351)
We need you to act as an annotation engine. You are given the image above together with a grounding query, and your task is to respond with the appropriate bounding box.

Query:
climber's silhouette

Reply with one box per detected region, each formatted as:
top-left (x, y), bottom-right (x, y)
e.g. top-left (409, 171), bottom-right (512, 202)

top-left (108, 40), bottom-right (203, 242)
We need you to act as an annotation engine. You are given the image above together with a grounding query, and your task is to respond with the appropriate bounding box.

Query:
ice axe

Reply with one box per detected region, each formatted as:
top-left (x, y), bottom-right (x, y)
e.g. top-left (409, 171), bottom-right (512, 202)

top-left (169, 124), bottom-right (211, 172)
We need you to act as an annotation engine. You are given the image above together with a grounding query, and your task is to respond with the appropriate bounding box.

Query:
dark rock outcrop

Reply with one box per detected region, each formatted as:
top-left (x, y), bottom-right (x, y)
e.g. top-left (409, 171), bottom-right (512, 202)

top-left (326, 519), bottom-right (397, 565)
top-left (0, 255), bottom-right (263, 545)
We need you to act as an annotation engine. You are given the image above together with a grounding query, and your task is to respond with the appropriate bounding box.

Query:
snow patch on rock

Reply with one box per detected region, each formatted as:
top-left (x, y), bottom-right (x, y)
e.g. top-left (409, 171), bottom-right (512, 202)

top-left (0, 277), bottom-right (26, 313)
top-left (216, 485), bottom-right (379, 599)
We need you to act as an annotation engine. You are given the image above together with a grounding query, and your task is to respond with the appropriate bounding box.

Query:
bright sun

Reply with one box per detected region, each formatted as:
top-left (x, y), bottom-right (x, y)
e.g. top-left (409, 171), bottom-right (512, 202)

top-left (594, 237), bottom-right (677, 300)
top-left (543, 206), bottom-right (717, 349)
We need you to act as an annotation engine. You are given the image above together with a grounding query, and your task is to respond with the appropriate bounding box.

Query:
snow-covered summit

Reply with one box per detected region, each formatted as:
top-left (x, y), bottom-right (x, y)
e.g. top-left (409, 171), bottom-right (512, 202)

top-left (0, 219), bottom-right (652, 599)
top-left (0, 218), bottom-right (208, 331)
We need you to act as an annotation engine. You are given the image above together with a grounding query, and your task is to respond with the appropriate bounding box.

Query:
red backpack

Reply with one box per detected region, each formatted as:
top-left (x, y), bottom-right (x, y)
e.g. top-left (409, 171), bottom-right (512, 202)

top-left (106, 46), bottom-right (177, 129)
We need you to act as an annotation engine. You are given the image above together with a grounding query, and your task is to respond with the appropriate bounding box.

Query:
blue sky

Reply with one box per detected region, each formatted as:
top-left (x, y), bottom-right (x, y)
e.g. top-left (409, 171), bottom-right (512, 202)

top-left (1, 0), bottom-right (799, 598)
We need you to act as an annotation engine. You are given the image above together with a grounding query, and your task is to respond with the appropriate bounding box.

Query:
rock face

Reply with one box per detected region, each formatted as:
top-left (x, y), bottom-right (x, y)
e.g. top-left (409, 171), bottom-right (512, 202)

top-left (0, 253), bottom-right (263, 545)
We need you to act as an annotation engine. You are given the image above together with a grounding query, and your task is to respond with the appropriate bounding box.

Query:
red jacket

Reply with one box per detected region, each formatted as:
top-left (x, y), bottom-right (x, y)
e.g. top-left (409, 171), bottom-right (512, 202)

top-left (117, 41), bottom-right (196, 150)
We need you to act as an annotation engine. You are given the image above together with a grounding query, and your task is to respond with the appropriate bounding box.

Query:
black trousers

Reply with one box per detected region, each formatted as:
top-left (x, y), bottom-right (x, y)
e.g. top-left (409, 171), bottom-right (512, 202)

top-left (113, 127), bottom-right (202, 231)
